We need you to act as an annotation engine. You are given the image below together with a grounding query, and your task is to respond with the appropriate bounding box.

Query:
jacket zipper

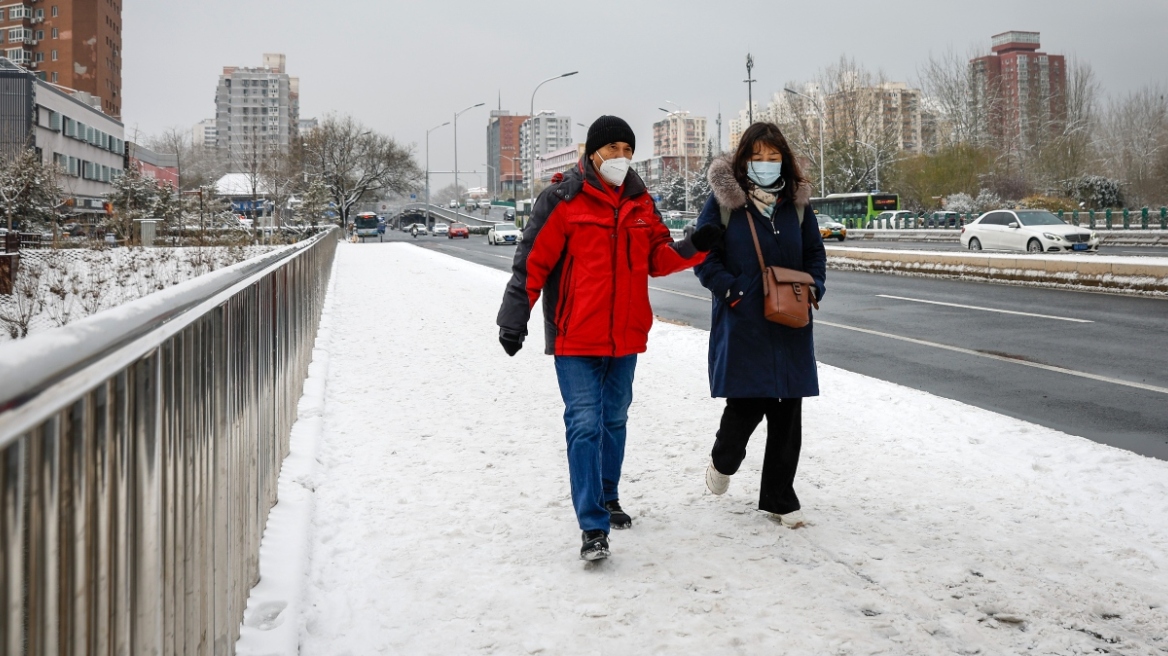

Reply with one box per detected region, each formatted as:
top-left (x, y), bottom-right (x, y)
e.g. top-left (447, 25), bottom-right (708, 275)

top-left (610, 207), bottom-right (619, 356)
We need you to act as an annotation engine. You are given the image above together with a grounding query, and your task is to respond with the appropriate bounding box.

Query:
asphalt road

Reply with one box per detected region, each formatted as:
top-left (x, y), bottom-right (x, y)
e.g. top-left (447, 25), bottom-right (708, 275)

top-left (831, 238), bottom-right (1168, 257)
top-left (379, 231), bottom-right (1168, 460)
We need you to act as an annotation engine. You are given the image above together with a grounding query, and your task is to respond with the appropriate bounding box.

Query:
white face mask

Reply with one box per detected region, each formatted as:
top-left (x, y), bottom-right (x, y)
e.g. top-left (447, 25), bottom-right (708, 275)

top-left (595, 152), bottom-right (631, 186)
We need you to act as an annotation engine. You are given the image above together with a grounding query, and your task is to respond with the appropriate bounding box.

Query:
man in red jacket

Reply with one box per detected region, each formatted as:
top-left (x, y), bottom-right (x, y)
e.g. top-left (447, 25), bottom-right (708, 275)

top-left (497, 115), bottom-right (721, 561)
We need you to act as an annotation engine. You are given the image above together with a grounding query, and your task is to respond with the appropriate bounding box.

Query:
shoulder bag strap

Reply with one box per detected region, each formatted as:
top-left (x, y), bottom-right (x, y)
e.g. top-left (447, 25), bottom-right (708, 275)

top-left (743, 210), bottom-right (770, 298)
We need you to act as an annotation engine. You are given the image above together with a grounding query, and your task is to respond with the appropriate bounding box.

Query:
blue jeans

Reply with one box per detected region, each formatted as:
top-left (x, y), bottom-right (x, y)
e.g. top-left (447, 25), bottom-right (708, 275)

top-left (554, 355), bottom-right (637, 533)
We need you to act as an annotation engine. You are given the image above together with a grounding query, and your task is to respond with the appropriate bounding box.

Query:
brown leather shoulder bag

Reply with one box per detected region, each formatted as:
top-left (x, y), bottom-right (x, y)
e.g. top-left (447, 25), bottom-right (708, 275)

top-left (743, 209), bottom-right (819, 328)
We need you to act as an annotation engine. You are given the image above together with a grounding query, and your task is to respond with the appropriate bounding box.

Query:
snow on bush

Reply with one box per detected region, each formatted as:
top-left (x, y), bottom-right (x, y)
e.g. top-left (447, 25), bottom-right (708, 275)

top-left (0, 245), bottom-right (278, 340)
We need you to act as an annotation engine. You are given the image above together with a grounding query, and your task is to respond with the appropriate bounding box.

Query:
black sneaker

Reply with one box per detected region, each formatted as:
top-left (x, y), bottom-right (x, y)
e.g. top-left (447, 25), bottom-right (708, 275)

top-left (580, 530), bottom-right (610, 561)
top-left (605, 500), bottom-right (633, 530)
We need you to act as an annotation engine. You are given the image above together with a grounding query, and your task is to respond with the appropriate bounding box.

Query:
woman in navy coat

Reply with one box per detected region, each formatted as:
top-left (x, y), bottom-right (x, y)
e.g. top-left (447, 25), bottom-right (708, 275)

top-left (694, 122), bottom-right (827, 528)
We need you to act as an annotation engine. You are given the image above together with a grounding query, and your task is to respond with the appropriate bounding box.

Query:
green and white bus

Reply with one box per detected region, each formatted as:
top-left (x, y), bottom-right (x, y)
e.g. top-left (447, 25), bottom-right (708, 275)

top-left (811, 193), bottom-right (899, 227)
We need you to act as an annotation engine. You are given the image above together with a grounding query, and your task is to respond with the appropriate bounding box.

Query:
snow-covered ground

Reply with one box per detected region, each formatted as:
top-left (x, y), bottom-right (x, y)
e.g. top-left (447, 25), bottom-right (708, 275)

top-left (239, 242), bottom-right (1168, 655)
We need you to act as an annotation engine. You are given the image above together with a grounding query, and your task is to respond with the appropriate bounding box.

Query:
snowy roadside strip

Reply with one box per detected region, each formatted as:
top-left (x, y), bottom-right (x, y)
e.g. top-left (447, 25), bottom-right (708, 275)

top-left (825, 246), bottom-right (1168, 296)
top-left (234, 259), bottom-right (338, 656)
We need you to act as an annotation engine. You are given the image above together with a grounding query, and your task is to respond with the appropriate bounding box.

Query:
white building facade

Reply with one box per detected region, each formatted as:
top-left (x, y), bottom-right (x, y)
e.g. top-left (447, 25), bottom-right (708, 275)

top-left (534, 143), bottom-right (584, 183)
top-left (214, 53), bottom-right (300, 170)
top-left (518, 112), bottom-right (572, 189)
top-left (0, 59), bottom-right (124, 217)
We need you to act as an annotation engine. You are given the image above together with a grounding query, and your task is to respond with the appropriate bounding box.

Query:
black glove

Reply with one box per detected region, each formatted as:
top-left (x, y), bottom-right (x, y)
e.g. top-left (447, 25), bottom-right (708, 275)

top-left (499, 331), bottom-right (523, 357)
top-left (691, 223), bottom-right (724, 252)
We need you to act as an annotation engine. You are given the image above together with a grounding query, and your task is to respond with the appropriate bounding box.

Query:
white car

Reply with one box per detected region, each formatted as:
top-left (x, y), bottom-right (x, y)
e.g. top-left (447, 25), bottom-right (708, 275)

top-left (478, 200), bottom-right (492, 210)
top-left (432, 223), bottom-right (449, 236)
top-left (408, 223), bottom-right (428, 236)
top-left (961, 210), bottom-right (1100, 254)
top-left (487, 224), bottom-right (522, 245)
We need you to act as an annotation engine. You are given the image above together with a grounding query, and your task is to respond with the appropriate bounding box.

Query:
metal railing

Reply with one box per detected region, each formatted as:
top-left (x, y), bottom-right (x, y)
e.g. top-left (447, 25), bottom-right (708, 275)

top-left (0, 227), bottom-right (338, 655)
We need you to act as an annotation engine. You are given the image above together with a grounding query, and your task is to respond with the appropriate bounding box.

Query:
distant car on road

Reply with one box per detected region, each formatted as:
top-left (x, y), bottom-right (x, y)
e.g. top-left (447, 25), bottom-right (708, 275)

top-left (448, 199), bottom-right (458, 209)
top-left (478, 200), bottom-right (492, 210)
top-left (488, 223), bottom-right (522, 245)
top-left (408, 223), bottom-right (428, 237)
top-left (432, 223), bottom-right (449, 236)
top-left (927, 211), bottom-right (962, 228)
top-left (815, 214), bottom-right (847, 241)
top-left (448, 223), bottom-right (470, 239)
top-left (961, 210), bottom-right (1099, 254)
top-left (503, 209), bottom-right (515, 222)
top-left (664, 210), bottom-right (682, 221)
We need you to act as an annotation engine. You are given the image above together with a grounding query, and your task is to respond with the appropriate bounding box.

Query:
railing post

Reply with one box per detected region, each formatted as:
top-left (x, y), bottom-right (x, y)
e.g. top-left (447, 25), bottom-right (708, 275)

top-left (1162, 207), bottom-right (1167, 230)
top-left (1106, 208), bottom-right (1113, 229)
top-left (1122, 208), bottom-right (1130, 230)
top-left (1141, 207), bottom-right (1149, 230)
top-left (1072, 210), bottom-right (1079, 226)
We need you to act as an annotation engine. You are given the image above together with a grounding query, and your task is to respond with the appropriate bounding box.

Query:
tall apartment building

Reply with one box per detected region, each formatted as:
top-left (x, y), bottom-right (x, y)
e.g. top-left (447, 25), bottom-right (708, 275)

top-left (0, 0), bottom-right (122, 117)
top-left (824, 82), bottom-right (927, 153)
top-left (653, 111), bottom-right (707, 160)
top-left (0, 58), bottom-right (124, 222)
top-left (192, 118), bottom-right (218, 149)
top-left (518, 112), bottom-right (572, 190)
top-left (486, 110), bottom-right (528, 197)
top-left (214, 53), bottom-right (300, 170)
top-left (971, 31), bottom-right (1066, 144)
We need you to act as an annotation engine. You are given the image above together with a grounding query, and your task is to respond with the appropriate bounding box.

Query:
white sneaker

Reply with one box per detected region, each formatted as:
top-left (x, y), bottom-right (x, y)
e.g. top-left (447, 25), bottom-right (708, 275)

top-left (705, 459), bottom-right (730, 495)
top-left (775, 509), bottom-right (806, 528)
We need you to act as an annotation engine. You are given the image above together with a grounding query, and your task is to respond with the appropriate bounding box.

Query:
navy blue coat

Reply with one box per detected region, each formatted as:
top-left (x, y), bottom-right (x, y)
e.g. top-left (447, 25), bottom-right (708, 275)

top-left (694, 194), bottom-right (827, 399)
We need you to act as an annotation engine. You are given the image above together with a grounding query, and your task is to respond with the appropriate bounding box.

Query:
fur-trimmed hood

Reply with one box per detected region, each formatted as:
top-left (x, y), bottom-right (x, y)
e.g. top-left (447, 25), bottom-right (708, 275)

top-left (706, 154), bottom-right (813, 209)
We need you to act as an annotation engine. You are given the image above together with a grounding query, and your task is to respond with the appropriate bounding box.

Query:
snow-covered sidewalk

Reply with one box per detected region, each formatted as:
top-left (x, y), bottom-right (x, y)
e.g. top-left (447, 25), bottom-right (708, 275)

top-left (243, 242), bottom-right (1168, 655)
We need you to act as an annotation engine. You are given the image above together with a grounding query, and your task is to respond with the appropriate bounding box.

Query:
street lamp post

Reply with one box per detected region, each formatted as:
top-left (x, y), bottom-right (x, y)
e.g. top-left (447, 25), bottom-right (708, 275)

top-left (855, 140), bottom-right (879, 193)
top-left (425, 121), bottom-right (450, 227)
top-left (454, 102), bottom-right (485, 222)
top-left (784, 87), bottom-right (826, 196)
top-left (745, 54), bottom-right (756, 123)
top-left (482, 163), bottom-right (496, 203)
top-left (529, 71), bottom-right (578, 202)
top-left (659, 103), bottom-right (690, 213)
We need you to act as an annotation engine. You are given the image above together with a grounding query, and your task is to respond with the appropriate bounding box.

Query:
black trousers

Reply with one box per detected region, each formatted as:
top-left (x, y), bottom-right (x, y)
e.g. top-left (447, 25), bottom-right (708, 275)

top-left (711, 397), bottom-right (802, 515)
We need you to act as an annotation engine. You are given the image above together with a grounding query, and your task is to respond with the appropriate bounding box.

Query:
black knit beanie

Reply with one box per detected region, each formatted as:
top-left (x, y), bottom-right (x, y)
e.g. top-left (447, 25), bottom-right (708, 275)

top-left (585, 115), bottom-right (636, 156)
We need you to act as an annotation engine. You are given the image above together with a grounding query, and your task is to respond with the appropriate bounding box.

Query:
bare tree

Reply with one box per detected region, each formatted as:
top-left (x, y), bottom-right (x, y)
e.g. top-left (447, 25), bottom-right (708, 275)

top-left (303, 114), bottom-right (423, 227)
top-left (1099, 84), bottom-right (1168, 207)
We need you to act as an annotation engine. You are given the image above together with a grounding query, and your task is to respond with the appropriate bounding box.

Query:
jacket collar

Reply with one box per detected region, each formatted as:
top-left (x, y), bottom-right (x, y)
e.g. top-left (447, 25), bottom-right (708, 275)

top-left (570, 156), bottom-right (647, 204)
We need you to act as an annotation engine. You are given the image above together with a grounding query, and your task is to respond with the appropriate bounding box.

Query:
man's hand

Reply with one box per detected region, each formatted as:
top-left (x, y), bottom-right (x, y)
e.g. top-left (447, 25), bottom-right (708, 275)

top-left (691, 224), bottom-right (724, 252)
top-left (499, 331), bottom-right (523, 357)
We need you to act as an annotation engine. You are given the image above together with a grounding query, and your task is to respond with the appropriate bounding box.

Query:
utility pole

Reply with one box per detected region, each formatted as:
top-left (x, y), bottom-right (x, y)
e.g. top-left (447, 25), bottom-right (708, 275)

top-left (745, 54), bottom-right (756, 124)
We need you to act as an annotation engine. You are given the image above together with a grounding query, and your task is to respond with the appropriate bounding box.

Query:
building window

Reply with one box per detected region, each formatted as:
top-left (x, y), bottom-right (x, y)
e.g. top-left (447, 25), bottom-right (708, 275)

top-left (34, 8), bottom-right (43, 19)
top-left (51, 28), bottom-right (58, 39)
top-left (35, 30), bottom-right (43, 40)
top-left (52, 6), bottom-right (58, 17)
top-left (34, 52), bottom-right (43, 62)
top-left (51, 72), bottom-right (57, 83)
top-left (51, 49), bottom-right (56, 61)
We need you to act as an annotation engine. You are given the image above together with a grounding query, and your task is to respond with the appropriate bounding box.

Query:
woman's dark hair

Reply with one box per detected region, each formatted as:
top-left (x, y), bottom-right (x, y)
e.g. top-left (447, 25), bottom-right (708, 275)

top-left (731, 122), bottom-right (806, 201)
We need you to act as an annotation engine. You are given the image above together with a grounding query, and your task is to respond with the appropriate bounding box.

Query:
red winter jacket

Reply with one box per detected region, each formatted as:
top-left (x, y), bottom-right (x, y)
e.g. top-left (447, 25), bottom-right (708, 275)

top-left (498, 158), bottom-right (706, 357)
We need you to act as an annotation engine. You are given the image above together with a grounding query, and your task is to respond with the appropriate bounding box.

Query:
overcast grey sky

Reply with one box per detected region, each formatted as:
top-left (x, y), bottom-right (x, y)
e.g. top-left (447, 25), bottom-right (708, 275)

top-left (125, 1), bottom-right (1168, 182)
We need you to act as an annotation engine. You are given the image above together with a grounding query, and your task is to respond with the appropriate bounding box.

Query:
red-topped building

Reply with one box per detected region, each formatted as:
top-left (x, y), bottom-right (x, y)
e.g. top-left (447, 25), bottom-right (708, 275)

top-left (971, 31), bottom-right (1066, 143)
top-left (0, 1), bottom-right (122, 117)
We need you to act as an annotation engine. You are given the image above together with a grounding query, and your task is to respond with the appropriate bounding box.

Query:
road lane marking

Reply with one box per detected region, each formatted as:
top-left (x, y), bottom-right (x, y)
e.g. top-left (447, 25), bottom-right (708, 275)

top-left (818, 320), bottom-right (1168, 395)
top-left (875, 294), bottom-right (1093, 323)
top-left (644, 284), bottom-right (1163, 392)
top-left (649, 286), bottom-right (712, 301)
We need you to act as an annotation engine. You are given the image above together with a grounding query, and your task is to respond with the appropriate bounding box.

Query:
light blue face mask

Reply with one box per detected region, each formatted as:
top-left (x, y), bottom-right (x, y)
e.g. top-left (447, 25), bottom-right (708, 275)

top-left (747, 161), bottom-right (783, 188)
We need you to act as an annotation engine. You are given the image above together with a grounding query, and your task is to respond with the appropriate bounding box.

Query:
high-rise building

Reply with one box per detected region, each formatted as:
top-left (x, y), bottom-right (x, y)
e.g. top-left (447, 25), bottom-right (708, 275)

top-left (653, 111), bottom-right (707, 161)
top-left (193, 118), bottom-right (218, 150)
top-left (0, 0), bottom-right (123, 117)
top-left (824, 82), bottom-right (927, 153)
top-left (214, 54), bottom-right (300, 170)
top-left (486, 110), bottom-right (528, 198)
top-left (970, 31), bottom-right (1066, 144)
top-left (518, 112), bottom-right (572, 190)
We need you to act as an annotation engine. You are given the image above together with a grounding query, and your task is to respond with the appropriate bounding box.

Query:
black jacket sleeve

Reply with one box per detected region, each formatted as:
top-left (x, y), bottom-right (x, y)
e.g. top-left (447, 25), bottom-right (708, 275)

top-left (496, 186), bottom-right (565, 340)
